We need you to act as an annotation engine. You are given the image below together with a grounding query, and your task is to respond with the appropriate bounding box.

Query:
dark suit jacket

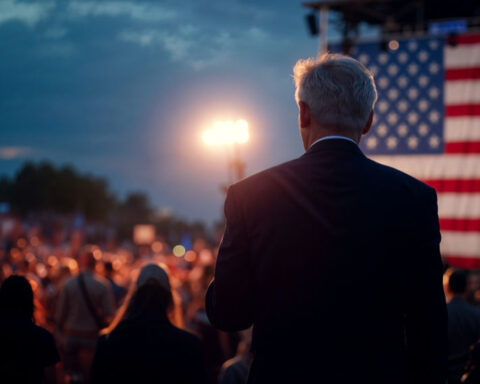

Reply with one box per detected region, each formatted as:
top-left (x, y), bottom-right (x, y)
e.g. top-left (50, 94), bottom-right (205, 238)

top-left (206, 138), bottom-right (447, 384)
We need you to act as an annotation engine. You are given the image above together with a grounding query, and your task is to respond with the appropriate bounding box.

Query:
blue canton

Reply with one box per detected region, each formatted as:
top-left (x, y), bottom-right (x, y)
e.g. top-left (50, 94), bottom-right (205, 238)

top-left (333, 37), bottom-right (445, 155)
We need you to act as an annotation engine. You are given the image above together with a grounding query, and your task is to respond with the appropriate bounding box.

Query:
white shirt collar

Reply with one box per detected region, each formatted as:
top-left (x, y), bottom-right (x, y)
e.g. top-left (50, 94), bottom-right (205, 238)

top-left (309, 135), bottom-right (357, 150)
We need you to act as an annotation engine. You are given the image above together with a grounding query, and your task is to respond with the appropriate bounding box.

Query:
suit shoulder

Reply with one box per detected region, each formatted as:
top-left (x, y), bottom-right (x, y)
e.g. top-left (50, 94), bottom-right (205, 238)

top-left (229, 157), bottom-right (301, 193)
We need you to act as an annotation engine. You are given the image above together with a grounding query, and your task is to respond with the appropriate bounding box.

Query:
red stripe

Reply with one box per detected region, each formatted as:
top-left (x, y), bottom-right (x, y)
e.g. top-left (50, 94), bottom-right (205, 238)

top-left (445, 256), bottom-right (480, 269)
top-left (446, 67), bottom-right (480, 80)
top-left (452, 34), bottom-right (480, 45)
top-left (446, 104), bottom-right (480, 117)
top-left (440, 219), bottom-right (480, 232)
top-left (424, 179), bottom-right (480, 192)
top-left (445, 141), bottom-right (480, 153)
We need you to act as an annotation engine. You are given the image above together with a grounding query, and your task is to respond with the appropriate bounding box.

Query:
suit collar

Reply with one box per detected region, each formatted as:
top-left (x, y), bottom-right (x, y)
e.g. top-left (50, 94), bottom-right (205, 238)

top-left (302, 137), bottom-right (365, 158)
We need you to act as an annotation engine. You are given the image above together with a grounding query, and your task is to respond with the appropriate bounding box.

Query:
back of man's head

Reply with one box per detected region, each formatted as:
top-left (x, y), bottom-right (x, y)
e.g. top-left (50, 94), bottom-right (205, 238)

top-left (449, 269), bottom-right (468, 295)
top-left (293, 53), bottom-right (377, 135)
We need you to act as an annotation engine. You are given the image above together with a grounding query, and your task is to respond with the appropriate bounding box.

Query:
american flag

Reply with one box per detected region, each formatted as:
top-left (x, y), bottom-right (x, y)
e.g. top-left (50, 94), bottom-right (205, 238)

top-left (337, 33), bottom-right (480, 268)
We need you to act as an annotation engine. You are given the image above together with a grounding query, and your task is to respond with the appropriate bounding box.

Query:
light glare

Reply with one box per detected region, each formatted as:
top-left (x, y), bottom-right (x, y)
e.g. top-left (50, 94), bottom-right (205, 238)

top-left (203, 119), bottom-right (250, 146)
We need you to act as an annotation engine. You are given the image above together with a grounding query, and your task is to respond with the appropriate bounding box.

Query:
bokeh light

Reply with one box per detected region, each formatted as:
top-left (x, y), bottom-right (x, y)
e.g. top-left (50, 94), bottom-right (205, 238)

top-left (172, 245), bottom-right (186, 257)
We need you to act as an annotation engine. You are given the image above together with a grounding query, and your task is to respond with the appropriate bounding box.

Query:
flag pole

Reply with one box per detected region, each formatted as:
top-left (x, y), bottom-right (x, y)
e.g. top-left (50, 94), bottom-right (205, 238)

top-left (318, 6), bottom-right (329, 56)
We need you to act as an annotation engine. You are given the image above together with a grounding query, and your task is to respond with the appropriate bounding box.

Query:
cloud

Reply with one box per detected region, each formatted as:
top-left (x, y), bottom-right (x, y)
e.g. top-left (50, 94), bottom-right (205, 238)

top-left (118, 25), bottom-right (272, 71)
top-left (118, 29), bottom-right (158, 47)
top-left (68, 1), bottom-right (176, 22)
top-left (0, 0), bottom-right (54, 27)
top-left (0, 146), bottom-right (32, 160)
top-left (44, 26), bottom-right (68, 39)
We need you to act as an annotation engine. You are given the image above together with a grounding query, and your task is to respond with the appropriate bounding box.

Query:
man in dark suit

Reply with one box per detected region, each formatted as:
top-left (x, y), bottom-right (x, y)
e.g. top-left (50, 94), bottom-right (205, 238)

top-left (206, 53), bottom-right (447, 383)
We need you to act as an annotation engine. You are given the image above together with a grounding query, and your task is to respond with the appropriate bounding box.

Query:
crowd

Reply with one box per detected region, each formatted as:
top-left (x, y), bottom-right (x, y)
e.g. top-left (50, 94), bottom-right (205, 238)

top-left (0, 214), bottom-right (250, 384)
top-left (4, 213), bottom-right (480, 383)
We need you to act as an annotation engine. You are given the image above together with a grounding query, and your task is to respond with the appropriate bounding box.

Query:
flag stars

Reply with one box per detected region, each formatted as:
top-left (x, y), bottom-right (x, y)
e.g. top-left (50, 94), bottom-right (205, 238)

top-left (387, 112), bottom-right (399, 125)
top-left (407, 112), bottom-right (419, 124)
top-left (366, 136), bottom-right (378, 149)
top-left (418, 123), bottom-right (429, 136)
top-left (358, 54), bottom-right (370, 65)
top-left (377, 123), bottom-right (388, 137)
top-left (407, 135), bottom-right (419, 149)
top-left (397, 100), bottom-right (409, 113)
top-left (386, 136), bottom-right (398, 149)
top-left (429, 110), bottom-right (441, 123)
top-left (377, 100), bottom-right (389, 113)
top-left (378, 52), bottom-right (389, 64)
top-left (398, 52), bottom-right (409, 64)
top-left (397, 76), bottom-right (408, 88)
top-left (418, 99), bottom-right (429, 112)
top-left (387, 64), bottom-right (399, 76)
top-left (428, 62), bottom-right (440, 74)
top-left (418, 75), bottom-right (429, 87)
top-left (429, 135), bottom-right (441, 148)
top-left (428, 39), bottom-right (439, 50)
top-left (408, 41), bottom-right (418, 51)
top-left (387, 88), bottom-right (399, 100)
top-left (429, 87), bottom-right (440, 99)
top-left (407, 63), bottom-right (419, 76)
top-left (378, 76), bottom-right (389, 89)
top-left (397, 124), bottom-right (408, 137)
top-left (418, 50), bottom-right (429, 62)
top-left (408, 87), bottom-right (419, 100)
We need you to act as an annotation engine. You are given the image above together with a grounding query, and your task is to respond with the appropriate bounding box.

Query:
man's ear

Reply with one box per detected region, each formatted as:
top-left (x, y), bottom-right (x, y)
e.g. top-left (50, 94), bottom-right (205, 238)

top-left (362, 110), bottom-right (374, 135)
top-left (299, 101), bottom-right (311, 129)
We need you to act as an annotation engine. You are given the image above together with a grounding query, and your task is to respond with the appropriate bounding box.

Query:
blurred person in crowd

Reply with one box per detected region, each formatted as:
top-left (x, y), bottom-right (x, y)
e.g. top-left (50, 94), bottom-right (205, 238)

top-left (103, 261), bottom-right (126, 307)
top-left (0, 275), bottom-right (59, 383)
top-left (206, 53), bottom-right (447, 383)
top-left (89, 263), bottom-right (208, 383)
top-left (467, 272), bottom-right (480, 307)
top-left (219, 328), bottom-right (253, 384)
top-left (447, 269), bottom-right (480, 383)
top-left (55, 250), bottom-right (114, 384)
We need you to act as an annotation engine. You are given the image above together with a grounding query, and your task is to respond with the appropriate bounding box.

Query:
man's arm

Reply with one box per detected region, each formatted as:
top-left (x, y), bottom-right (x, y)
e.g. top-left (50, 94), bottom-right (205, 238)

top-left (206, 185), bottom-right (254, 331)
top-left (405, 187), bottom-right (447, 384)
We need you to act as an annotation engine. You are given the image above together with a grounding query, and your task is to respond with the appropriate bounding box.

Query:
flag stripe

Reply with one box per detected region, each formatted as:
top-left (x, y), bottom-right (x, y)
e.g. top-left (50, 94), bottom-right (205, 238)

top-left (441, 231), bottom-right (480, 256)
top-left (455, 35), bottom-right (480, 45)
top-left (446, 67), bottom-right (480, 80)
top-left (372, 155), bottom-right (480, 179)
top-left (440, 218), bottom-right (480, 232)
top-left (444, 256), bottom-right (480, 269)
top-left (445, 45), bottom-right (480, 68)
top-left (445, 141), bottom-right (480, 153)
top-left (444, 117), bottom-right (480, 141)
top-left (445, 80), bottom-right (480, 104)
top-left (425, 179), bottom-right (480, 192)
top-left (438, 194), bottom-right (480, 218)
top-left (445, 104), bottom-right (480, 117)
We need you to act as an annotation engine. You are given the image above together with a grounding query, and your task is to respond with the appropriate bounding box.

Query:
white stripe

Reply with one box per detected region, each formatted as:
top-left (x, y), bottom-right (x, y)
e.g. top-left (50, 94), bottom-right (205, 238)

top-left (371, 155), bottom-right (480, 179)
top-left (438, 193), bottom-right (480, 218)
top-left (445, 117), bottom-right (480, 141)
top-left (445, 80), bottom-right (480, 104)
top-left (445, 44), bottom-right (480, 68)
top-left (441, 231), bottom-right (480, 257)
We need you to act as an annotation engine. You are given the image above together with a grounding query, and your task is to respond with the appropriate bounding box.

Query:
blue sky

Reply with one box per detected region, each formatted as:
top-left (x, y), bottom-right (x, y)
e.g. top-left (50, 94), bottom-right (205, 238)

top-left (0, 0), bottom-right (355, 224)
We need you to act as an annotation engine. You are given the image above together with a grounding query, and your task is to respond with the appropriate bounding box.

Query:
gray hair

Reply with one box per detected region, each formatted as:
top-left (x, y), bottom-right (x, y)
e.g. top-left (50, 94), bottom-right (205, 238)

top-left (293, 53), bottom-right (377, 133)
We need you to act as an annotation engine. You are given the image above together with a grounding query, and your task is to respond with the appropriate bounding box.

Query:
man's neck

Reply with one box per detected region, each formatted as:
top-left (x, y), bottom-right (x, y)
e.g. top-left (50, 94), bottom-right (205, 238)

top-left (309, 135), bottom-right (358, 150)
top-left (306, 127), bottom-right (360, 149)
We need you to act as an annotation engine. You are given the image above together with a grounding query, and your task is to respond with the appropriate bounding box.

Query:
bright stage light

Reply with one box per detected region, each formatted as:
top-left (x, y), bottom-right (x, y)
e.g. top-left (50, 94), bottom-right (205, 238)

top-left (202, 119), bottom-right (250, 146)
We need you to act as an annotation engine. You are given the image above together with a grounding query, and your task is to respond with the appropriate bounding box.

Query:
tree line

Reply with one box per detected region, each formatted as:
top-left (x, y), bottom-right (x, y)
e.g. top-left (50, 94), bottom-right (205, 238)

top-left (0, 162), bottom-right (208, 242)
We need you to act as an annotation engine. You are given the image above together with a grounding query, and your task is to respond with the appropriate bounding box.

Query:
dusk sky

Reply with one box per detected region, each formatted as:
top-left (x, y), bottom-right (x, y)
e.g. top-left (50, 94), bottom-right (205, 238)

top-left (0, 0), bottom-right (374, 224)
